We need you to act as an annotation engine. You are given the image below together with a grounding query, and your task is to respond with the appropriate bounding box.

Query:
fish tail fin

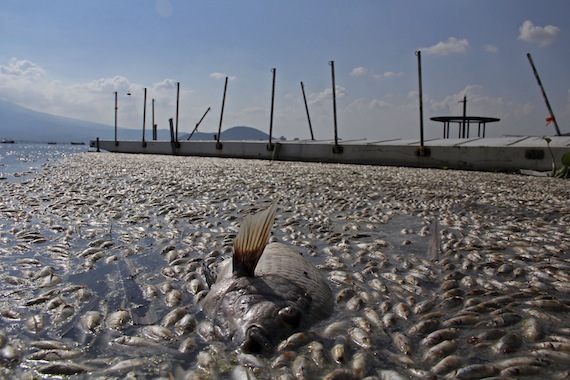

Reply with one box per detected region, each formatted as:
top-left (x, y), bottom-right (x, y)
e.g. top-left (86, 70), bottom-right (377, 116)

top-left (232, 201), bottom-right (278, 277)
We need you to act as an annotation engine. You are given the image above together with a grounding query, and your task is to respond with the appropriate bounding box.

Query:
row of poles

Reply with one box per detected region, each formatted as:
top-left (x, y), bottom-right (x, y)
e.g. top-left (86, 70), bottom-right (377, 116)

top-left (113, 61), bottom-right (343, 153)
top-left (114, 52), bottom-right (561, 150)
top-left (218, 62), bottom-right (341, 152)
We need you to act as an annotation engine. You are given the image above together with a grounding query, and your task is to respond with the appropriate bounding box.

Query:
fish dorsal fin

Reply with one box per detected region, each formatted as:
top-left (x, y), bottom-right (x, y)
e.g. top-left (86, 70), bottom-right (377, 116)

top-left (232, 202), bottom-right (277, 277)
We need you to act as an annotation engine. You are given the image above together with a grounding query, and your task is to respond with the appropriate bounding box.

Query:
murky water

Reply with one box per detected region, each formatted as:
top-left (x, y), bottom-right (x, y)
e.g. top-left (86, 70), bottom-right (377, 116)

top-left (0, 152), bottom-right (569, 379)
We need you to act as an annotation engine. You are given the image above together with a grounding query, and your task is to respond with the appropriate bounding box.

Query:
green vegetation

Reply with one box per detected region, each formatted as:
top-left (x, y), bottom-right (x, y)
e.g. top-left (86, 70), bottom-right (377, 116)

top-left (543, 136), bottom-right (570, 178)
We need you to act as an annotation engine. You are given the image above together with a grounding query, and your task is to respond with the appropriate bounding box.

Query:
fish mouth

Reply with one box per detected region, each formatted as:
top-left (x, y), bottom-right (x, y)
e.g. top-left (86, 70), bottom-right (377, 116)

top-left (241, 325), bottom-right (271, 353)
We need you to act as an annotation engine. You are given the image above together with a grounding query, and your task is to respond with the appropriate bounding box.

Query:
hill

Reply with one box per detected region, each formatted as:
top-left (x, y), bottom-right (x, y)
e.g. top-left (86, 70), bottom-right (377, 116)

top-left (0, 99), bottom-right (270, 143)
top-left (180, 126), bottom-right (270, 141)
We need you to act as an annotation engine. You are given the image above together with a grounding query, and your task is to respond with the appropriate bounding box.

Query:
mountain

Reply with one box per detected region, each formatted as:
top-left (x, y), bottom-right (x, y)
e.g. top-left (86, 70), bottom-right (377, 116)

top-left (180, 126), bottom-right (270, 141)
top-left (0, 99), bottom-right (271, 143)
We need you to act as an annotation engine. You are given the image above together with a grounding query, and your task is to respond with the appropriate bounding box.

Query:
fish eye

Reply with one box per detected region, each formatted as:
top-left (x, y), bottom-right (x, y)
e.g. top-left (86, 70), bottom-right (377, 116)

top-left (278, 306), bottom-right (301, 328)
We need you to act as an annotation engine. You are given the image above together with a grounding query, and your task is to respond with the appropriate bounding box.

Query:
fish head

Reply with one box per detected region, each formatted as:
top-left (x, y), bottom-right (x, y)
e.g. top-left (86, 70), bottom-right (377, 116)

top-left (220, 276), bottom-right (308, 353)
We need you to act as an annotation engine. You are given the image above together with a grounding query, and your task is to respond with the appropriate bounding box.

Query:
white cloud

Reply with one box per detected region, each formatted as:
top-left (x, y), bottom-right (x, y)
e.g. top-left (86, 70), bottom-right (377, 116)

top-left (209, 72), bottom-right (236, 81)
top-left (348, 98), bottom-right (391, 111)
top-left (420, 37), bottom-right (469, 56)
top-left (383, 71), bottom-right (403, 78)
top-left (350, 66), bottom-right (369, 77)
top-left (0, 58), bottom-right (46, 81)
top-left (351, 67), bottom-right (403, 80)
top-left (518, 20), bottom-right (561, 47)
top-left (484, 44), bottom-right (499, 53)
top-left (0, 58), bottom-right (195, 130)
top-left (308, 86), bottom-right (347, 105)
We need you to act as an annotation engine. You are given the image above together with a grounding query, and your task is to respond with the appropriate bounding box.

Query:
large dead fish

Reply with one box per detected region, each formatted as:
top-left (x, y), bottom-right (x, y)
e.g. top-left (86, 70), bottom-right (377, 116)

top-left (201, 202), bottom-right (334, 353)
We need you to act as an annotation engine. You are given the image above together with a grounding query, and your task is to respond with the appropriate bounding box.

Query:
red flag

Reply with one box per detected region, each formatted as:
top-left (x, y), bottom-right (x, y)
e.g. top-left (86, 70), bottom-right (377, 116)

top-left (546, 116), bottom-right (555, 126)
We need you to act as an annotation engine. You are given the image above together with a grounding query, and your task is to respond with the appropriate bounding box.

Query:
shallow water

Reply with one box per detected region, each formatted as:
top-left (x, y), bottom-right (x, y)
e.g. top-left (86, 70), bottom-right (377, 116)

top-left (0, 153), bottom-right (569, 379)
top-left (0, 143), bottom-right (88, 182)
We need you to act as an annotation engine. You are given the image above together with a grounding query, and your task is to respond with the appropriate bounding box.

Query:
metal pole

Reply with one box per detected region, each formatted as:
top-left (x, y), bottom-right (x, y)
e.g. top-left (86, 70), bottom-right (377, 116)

top-left (329, 61), bottom-right (342, 153)
top-left (114, 91), bottom-right (118, 146)
top-left (268, 68), bottom-right (276, 151)
top-left (463, 95), bottom-right (469, 138)
top-left (301, 82), bottom-right (315, 140)
top-left (175, 82), bottom-right (180, 142)
top-left (527, 53), bottom-right (561, 136)
top-left (152, 99), bottom-right (156, 140)
top-left (217, 77), bottom-right (228, 149)
top-left (187, 107), bottom-right (211, 140)
top-left (142, 87), bottom-right (147, 145)
top-left (169, 118), bottom-right (175, 142)
top-left (416, 51), bottom-right (424, 148)
top-left (459, 95), bottom-right (467, 138)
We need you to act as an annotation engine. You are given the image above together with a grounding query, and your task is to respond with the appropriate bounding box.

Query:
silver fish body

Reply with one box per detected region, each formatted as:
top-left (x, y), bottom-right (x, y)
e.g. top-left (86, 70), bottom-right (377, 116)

top-left (201, 242), bottom-right (333, 352)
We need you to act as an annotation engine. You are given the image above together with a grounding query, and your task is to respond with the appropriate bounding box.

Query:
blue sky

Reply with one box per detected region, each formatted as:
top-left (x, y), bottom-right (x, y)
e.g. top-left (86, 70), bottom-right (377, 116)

top-left (1, 0), bottom-right (569, 140)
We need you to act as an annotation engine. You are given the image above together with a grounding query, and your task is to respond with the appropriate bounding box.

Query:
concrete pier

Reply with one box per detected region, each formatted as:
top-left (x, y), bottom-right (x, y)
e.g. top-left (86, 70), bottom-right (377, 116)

top-left (90, 136), bottom-right (570, 173)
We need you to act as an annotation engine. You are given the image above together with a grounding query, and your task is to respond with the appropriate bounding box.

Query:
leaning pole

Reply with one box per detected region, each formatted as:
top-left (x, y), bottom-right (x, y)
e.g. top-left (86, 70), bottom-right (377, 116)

top-left (527, 53), bottom-right (561, 136)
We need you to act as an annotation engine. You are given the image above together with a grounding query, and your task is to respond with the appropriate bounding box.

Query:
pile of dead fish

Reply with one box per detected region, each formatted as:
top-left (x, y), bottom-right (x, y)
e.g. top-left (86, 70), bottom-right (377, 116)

top-left (0, 153), bottom-right (569, 379)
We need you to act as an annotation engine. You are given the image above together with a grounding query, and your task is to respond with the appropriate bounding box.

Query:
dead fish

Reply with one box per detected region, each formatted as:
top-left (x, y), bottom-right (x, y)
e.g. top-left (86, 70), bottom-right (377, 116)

top-left (25, 314), bottom-right (44, 333)
top-left (28, 349), bottom-right (82, 361)
top-left (0, 330), bottom-right (6, 349)
top-left (80, 311), bottom-right (102, 333)
top-left (348, 327), bottom-right (372, 349)
top-left (36, 362), bottom-right (90, 375)
top-left (113, 335), bottom-right (160, 347)
top-left (422, 328), bottom-right (459, 347)
top-left (106, 309), bottom-right (130, 330)
top-left (392, 332), bottom-right (413, 355)
top-left (200, 203), bottom-right (334, 353)
top-left (493, 333), bottom-right (522, 353)
top-left (522, 318), bottom-right (545, 342)
top-left (451, 363), bottom-right (499, 379)
top-left (141, 325), bottom-right (176, 341)
top-left (431, 354), bottom-right (462, 375)
top-left (179, 337), bottom-right (197, 353)
top-left (161, 306), bottom-right (190, 327)
top-left (423, 339), bottom-right (457, 363)
top-left (174, 314), bottom-right (197, 335)
top-left (278, 332), bottom-right (311, 352)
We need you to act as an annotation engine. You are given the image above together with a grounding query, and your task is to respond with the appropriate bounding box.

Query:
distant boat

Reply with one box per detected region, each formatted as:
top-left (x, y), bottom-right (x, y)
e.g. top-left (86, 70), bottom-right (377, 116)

top-left (47, 142), bottom-right (57, 145)
top-left (0, 139), bottom-right (15, 144)
top-left (70, 141), bottom-right (85, 145)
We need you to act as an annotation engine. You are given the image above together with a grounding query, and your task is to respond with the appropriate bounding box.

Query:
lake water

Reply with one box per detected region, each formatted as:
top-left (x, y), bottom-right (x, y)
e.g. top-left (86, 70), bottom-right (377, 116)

top-left (0, 143), bottom-right (90, 182)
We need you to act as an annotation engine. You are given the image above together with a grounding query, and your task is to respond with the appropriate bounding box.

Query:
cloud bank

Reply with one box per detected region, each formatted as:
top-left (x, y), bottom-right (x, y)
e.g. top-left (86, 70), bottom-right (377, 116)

top-left (518, 20), bottom-right (561, 47)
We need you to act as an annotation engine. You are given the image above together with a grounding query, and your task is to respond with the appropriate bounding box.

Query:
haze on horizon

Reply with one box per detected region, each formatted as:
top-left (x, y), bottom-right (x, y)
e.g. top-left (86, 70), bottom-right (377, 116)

top-left (1, 0), bottom-right (569, 140)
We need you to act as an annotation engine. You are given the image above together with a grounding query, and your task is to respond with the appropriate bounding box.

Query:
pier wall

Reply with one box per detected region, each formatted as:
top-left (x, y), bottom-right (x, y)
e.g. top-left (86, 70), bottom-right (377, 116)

top-left (90, 136), bottom-right (570, 173)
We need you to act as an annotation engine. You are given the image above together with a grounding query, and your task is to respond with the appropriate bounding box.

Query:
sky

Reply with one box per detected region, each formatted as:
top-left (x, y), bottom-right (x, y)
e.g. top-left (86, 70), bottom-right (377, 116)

top-left (1, 0), bottom-right (569, 141)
